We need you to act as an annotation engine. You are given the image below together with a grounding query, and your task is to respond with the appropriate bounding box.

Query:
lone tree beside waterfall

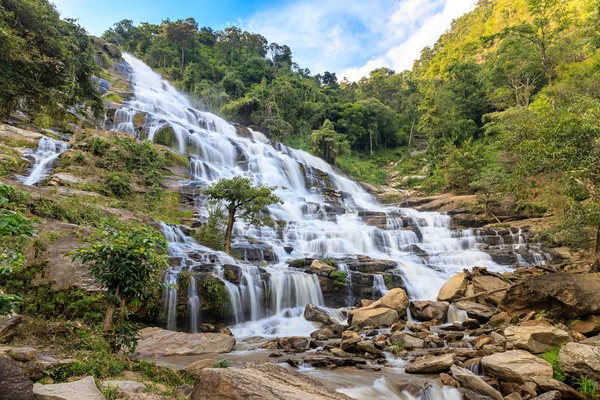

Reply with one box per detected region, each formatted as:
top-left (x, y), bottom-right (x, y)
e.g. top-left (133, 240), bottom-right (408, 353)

top-left (204, 177), bottom-right (282, 254)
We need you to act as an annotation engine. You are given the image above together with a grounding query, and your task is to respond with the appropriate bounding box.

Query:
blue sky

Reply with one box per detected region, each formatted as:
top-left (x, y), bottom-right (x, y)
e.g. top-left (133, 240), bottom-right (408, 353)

top-left (51, 0), bottom-right (476, 80)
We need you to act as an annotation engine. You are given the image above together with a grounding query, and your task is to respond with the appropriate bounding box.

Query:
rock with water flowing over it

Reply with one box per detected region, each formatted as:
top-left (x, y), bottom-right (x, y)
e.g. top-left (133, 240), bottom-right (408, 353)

top-left (504, 325), bottom-right (571, 354)
top-left (455, 301), bottom-right (496, 323)
top-left (33, 376), bottom-right (104, 400)
top-left (134, 327), bottom-right (235, 357)
top-left (481, 350), bottom-right (553, 383)
top-left (405, 353), bottom-right (455, 374)
top-left (500, 273), bottom-right (600, 319)
top-left (438, 272), bottom-right (468, 302)
top-left (304, 304), bottom-right (335, 325)
top-left (0, 356), bottom-right (33, 400)
top-left (190, 362), bottom-right (353, 400)
top-left (558, 342), bottom-right (600, 381)
top-left (450, 365), bottom-right (503, 400)
top-left (409, 300), bottom-right (450, 321)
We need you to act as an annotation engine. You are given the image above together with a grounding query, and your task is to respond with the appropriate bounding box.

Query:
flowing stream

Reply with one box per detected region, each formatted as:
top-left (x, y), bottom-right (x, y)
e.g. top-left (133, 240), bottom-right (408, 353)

top-left (19, 136), bottom-right (69, 185)
top-left (114, 54), bottom-right (552, 399)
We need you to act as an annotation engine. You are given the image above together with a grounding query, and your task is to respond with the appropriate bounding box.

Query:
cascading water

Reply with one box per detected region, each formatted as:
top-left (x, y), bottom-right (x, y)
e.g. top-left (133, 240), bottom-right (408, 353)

top-left (372, 275), bottom-right (389, 296)
top-left (117, 54), bottom-right (550, 338)
top-left (19, 136), bottom-right (69, 185)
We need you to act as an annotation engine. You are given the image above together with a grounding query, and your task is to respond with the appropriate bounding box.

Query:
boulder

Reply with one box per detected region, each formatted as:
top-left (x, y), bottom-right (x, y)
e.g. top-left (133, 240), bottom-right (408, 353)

top-left (340, 331), bottom-right (362, 352)
top-left (409, 301), bottom-right (450, 321)
top-left (389, 332), bottom-right (425, 350)
top-left (360, 288), bottom-right (409, 317)
top-left (135, 327), bottom-right (235, 357)
top-left (8, 347), bottom-right (38, 362)
top-left (33, 376), bottom-right (104, 400)
top-left (304, 304), bottom-right (335, 326)
top-left (455, 301), bottom-right (496, 323)
top-left (471, 275), bottom-right (510, 306)
top-left (570, 315), bottom-right (600, 336)
top-left (405, 353), bottom-right (454, 374)
top-left (309, 260), bottom-right (336, 274)
top-left (349, 307), bottom-right (399, 328)
top-left (450, 365), bottom-right (503, 400)
top-left (356, 341), bottom-right (384, 358)
top-left (558, 342), bottom-right (600, 381)
top-left (481, 350), bottom-right (553, 383)
top-left (186, 359), bottom-right (219, 377)
top-left (190, 362), bottom-right (352, 399)
top-left (531, 392), bottom-right (562, 400)
top-left (0, 314), bottom-right (22, 342)
top-left (500, 273), bottom-right (600, 319)
top-left (504, 325), bottom-right (571, 354)
top-left (101, 380), bottom-right (146, 395)
top-left (0, 356), bottom-right (33, 400)
top-left (531, 376), bottom-right (587, 400)
top-left (438, 272), bottom-right (467, 302)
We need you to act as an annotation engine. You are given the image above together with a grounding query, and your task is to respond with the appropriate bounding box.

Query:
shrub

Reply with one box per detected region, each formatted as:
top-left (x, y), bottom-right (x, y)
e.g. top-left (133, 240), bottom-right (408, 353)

top-left (104, 172), bottom-right (133, 198)
top-left (539, 347), bottom-right (565, 382)
top-left (200, 277), bottom-right (226, 305)
top-left (154, 126), bottom-right (176, 147)
top-left (574, 376), bottom-right (598, 398)
top-left (329, 270), bottom-right (348, 287)
top-left (88, 137), bottom-right (109, 156)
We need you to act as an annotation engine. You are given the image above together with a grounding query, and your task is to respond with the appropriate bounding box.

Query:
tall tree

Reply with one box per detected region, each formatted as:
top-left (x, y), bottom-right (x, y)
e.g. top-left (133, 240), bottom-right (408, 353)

top-left (161, 18), bottom-right (198, 76)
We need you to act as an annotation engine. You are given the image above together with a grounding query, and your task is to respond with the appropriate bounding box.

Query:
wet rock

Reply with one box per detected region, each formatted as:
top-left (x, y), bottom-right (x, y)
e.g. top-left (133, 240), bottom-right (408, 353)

top-left (280, 337), bottom-right (310, 352)
top-left (438, 272), bottom-right (467, 302)
top-left (570, 315), bottom-right (600, 336)
top-left (456, 301), bottom-right (496, 323)
top-left (135, 327), bottom-right (235, 357)
top-left (409, 301), bottom-right (450, 322)
top-left (500, 273), bottom-right (600, 319)
top-left (531, 376), bottom-right (587, 400)
top-left (459, 388), bottom-right (495, 400)
top-left (309, 260), bottom-right (336, 274)
top-left (356, 363), bottom-right (381, 371)
top-left (304, 304), bottom-right (335, 325)
top-left (356, 341), bottom-right (384, 358)
top-left (389, 332), bottom-right (425, 350)
top-left (438, 331), bottom-right (465, 341)
top-left (481, 350), bottom-right (553, 383)
top-left (504, 325), bottom-right (571, 354)
top-left (33, 376), bottom-right (103, 400)
top-left (343, 258), bottom-right (398, 273)
top-left (450, 365), bottom-right (503, 400)
top-left (462, 318), bottom-right (480, 329)
top-left (439, 373), bottom-right (460, 388)
top-left (558, 342), bottom-right (600, 381)
top-left (349, 307), bottom-right (399, 328)
top-left (0, 356), bottom-right (33, 400)
top-left (405, 353), bottom-right (455, 374)
top-left (191, 362), bottom-right (352, 399)
top-left (340, 331), bottom-right (361, 351)
top-left (358, 211), bottom-right (387, 229)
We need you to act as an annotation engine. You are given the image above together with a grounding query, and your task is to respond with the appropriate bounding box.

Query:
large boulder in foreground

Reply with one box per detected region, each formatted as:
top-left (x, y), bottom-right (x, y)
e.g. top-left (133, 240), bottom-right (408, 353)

top-left (481, 350), bottom-right (553, 383)
top-left (500, 273), bottom-right (600, 319)
top-left (135, 327), bottom-right (235, 357)
top-left (304, 304), bottom-right (335, 326)
top-left (438, 272), bottom-right (467, 302)
top-left (409, 301), bottom-right (450, 322)
top-left (504, 325), bottom-right (571, 354)
top-left (405, 353), bottom-right (454, 374)
top-left (558, 342), bottom-right (600, 381)
top-left (190, 362), bottom-right (352, 400)
top-left (0, 356), bottom-right (33, 400)
top-left (450, 365), bottom-right (503, 400)
top-left (363, 288), bottom-right (409, 316)
top-left (349, 307), bottom-right (398, 328)
top-left (33, 376), bottom-right (103, 400)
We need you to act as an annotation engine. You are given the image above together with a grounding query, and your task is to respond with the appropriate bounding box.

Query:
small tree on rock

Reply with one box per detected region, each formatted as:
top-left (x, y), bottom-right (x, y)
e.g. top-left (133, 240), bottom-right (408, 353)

top-left (204, 177), bottom-right (282, 254)
top-left (73, 220), bottom-right (168, 332)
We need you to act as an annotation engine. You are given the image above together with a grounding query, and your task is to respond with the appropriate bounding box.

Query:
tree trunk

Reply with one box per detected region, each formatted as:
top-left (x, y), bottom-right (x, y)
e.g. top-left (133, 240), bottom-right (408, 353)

top-left (369, 131), bottom-right (373, 157)
top-left (595, 225), bottom-right (600, 254)
top-left (103, 302), bottom-right (116, 332)
top-left (223, 210), bottom-right (236, 254)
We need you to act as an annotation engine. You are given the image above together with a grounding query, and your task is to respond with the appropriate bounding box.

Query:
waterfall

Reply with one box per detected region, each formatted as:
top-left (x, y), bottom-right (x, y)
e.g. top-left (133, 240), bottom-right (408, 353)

top-left (373, 275), bottom-right (389, 296)
top-left (446, 304), bottom-right (468, 323)
top-left (19, 136), bottom-right (68, 185)
top-left (119, 54), bottom-right (551, 333)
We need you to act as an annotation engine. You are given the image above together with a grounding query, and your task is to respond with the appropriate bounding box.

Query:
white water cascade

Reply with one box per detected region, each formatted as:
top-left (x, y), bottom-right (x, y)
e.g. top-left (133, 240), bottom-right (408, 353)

top-left (372, 275), bottom-right (389, 296)
top-left (19, 136), bottom-right (69, 185)
top-left (115, 54), bottom-right (550, 339)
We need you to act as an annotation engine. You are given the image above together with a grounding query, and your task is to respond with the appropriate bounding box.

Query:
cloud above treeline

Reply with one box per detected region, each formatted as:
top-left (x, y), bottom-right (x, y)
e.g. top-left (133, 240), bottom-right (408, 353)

top-left (244, 0), bottom-right (476, 81)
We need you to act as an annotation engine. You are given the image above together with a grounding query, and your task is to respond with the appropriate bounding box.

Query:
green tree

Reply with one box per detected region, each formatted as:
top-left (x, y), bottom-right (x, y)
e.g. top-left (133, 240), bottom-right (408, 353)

top-left (73, 221), bottom-right (168, 331)
top-left (160, 18), bottom-right (198, 76)
top-left (0, 184), bottom-right (36, 275)
top-left (311, 119), bottom-right (350, 164)
top-left (203, 177), bottom-right (282, 254)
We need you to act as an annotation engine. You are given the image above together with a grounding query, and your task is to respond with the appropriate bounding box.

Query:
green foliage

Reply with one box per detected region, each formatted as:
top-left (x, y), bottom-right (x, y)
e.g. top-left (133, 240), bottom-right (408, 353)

top-left (336, 155), bottom-right (387, 185)
top-left (0, 294), bottom-right (21, 315)
top-left (329, 270), bottom-right (348, 287)
top-left (540, 347), bottom-right (566, 382)
top-left (390, 338), bottom-right (406, 356)
top-left (104, 172), bottom-right (133, 198)
top-left (200, 276), bottom-right (226, 305)
top-left (73, 220), bottom-right (168, 331)
top-left (0, 0), bottom-right (104, 119)
top-left (383, 275), bottom-right (393, 290)
top-left (204, 176), bottom-right (282, 253)
top-left (287, 258), bottom-right (312, 269)
top-left (212, 359), bottom-right (231, 368)
top-left (88, 137), bottom-right (109, 156)
top-left (574, 376), bottom-right (598, 398)
top-left (311, 120), bottom-right (350, 164)
top-left (153, 126), bottom-right (176, 147)
top-left (194, 204), bottom-right (225, 250)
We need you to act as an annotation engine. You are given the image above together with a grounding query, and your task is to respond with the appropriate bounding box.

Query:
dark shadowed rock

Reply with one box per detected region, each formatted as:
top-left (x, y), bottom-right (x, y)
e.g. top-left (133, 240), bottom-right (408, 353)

top-left (409, 301), bottom-right (450, 321)
top-left (0, 356), bottom-right (33, 400)
top-left (304, 304), bottom-right (335, 325)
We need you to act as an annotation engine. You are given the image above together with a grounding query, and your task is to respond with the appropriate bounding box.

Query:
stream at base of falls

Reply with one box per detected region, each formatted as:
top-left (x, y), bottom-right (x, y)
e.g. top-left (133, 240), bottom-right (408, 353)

top-left (112, 53), bottom-right (554, 400)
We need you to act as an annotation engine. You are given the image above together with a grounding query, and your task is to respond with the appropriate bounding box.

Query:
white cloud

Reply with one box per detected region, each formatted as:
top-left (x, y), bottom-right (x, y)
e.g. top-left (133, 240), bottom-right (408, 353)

top-left (244, 0), bottom-right (476, 80)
